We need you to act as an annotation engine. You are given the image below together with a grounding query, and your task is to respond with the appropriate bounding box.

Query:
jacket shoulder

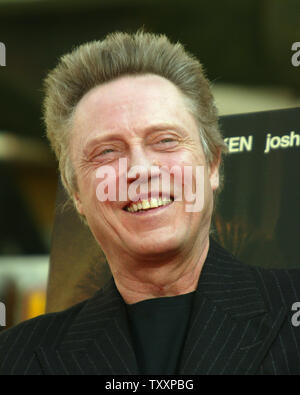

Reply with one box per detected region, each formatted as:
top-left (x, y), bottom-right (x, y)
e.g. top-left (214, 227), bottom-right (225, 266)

top-left (0, 299), bottom-right (87, 374)
top-left (249, 265), bottom-right (300, 309)
top-left (211, 238), bottom-right (300, 308)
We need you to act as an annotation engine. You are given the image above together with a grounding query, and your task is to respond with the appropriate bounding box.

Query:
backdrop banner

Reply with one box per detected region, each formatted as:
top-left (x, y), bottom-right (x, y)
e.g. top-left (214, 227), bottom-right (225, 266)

top-left (46, 107), bottom-right (300, 313)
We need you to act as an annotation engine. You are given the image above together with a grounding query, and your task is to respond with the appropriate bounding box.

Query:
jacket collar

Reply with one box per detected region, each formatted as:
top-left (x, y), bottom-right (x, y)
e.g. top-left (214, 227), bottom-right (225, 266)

top-left (178, 238), bottom-right (287, 374)
top-left (36, 238), bottom-right (287, 375)
top-left (38, 278), bottom-right (139, 374)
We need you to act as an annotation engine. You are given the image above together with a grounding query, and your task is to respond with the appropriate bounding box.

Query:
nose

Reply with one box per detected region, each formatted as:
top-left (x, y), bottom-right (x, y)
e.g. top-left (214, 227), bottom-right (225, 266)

top-left (127, 145), bottom-right (159, 182)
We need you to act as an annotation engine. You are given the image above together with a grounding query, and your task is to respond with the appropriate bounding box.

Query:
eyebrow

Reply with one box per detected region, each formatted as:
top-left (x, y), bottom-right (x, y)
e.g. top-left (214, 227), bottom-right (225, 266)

top-left (82, 122), bottom-right (189, 154)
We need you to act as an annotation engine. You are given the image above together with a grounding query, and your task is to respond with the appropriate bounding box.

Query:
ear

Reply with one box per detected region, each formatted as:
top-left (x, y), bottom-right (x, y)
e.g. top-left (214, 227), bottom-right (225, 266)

top-left (73, 191), bottom-right (85, 215)
top-left (209, 150), bottom-right (221, 191)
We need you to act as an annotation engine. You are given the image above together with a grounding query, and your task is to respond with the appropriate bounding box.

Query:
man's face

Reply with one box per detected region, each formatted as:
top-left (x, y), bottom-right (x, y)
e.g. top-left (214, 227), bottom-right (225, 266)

top-left (70, 74), bottom-right (219, 264)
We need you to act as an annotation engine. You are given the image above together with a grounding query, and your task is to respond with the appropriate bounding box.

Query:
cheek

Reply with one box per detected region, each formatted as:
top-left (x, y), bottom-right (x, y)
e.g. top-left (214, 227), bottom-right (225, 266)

top-left (76, 169), bottom-right (101, 213)
top-left (79, 162), bottom-right (120, 204)
top-left (162, 149), bottom-right (205, 167)
top-left (161, 153), bottom-right (206, 189)
top-left (158, 154), bottom-right (194, 178)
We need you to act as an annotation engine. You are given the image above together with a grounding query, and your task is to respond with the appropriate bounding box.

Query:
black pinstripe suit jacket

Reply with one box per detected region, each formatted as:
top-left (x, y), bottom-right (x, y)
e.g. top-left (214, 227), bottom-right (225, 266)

top-left (1, 238), bottom-right (300, 375)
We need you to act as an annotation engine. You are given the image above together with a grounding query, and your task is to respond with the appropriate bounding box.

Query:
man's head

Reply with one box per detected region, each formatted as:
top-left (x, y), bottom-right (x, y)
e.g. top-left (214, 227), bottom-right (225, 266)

top-left (43, 30), bottom-right (227, 263)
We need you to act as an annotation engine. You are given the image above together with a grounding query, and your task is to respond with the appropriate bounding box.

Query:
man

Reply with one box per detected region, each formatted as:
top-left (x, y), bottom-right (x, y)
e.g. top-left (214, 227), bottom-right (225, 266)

top-left (0, 31), bottom-right (300, 375)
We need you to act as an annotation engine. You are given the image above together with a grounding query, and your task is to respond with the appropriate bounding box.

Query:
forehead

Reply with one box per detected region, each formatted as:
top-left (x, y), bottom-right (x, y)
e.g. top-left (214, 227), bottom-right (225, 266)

top-left (72, 74), bottom-right (199, 139)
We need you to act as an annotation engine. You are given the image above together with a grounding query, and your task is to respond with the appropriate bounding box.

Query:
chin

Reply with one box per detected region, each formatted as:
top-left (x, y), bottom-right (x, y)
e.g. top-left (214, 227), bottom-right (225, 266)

top-left (125, 233), bottom-right (184, 258)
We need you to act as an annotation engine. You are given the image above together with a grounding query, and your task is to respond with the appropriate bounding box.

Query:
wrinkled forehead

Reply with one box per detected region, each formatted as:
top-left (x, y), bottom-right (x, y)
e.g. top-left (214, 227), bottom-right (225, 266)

top-left (71, 74), bottom-right (201, 143)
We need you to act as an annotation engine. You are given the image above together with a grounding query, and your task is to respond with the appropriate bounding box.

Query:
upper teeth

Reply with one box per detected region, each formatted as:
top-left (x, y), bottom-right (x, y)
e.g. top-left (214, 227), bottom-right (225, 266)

top-left (125, 197), bottom-right (172, 212)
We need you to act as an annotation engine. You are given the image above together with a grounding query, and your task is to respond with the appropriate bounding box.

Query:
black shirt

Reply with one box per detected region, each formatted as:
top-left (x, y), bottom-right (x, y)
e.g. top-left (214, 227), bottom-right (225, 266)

top-left (126, 291), bottom-right (195, 375)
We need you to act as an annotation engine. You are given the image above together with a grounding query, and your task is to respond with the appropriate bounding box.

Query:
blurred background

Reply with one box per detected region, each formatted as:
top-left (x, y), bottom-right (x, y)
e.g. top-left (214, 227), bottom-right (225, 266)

top-left (0, 0), bottom-right (299, 330)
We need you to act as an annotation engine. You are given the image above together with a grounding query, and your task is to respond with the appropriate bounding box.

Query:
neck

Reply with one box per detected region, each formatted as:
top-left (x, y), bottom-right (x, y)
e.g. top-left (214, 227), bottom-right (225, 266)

top-left (109, 236), bottom-right (210, 304)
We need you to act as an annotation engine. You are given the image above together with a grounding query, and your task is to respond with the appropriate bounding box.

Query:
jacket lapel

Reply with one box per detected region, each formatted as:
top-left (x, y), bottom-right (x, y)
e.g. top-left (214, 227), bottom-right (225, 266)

top-left (36, 278), bottom-right (139, 375)
top-left (178, 239), bottom-right (287, 375)
top-left (36, 238), bottom-right (287, 375)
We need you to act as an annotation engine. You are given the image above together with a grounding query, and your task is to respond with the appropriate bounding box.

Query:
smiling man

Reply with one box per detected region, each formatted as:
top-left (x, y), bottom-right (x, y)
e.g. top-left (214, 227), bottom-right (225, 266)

top-left (71, 73), bottom-right (218, 304)
top-left (0, 31), bottom-right (300, 375)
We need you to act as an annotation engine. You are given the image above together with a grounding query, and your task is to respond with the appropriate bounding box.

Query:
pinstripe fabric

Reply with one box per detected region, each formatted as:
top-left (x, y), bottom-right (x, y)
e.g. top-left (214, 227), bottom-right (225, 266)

top-left (0, 238), bottom-right (300, 375)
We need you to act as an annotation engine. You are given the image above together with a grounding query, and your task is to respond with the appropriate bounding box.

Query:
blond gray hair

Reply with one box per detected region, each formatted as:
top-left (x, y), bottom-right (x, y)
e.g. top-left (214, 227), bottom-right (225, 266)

top-left (43, 30), bottom-right (228, 206)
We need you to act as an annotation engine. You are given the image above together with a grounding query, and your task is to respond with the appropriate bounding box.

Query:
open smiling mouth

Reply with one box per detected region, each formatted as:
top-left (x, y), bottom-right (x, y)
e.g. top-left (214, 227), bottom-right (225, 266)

top-left (123, 196), bottom-right (174, 214)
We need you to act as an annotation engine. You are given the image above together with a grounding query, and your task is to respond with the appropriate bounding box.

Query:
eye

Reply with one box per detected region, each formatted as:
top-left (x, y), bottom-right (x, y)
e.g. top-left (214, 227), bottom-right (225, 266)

top-left (100, 148), bottom-right (114, 155)
top-left (90, 148), bottom-right (115, 161)
top-left (154, 137), bottom-right (178, 149)
top-left (159, 138), bottom-right (175, 143)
